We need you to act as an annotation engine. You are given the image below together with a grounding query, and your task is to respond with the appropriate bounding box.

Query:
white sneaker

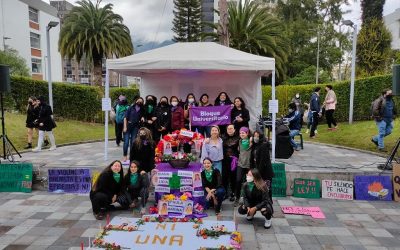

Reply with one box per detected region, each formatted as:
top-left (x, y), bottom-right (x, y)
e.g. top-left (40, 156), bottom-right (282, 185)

top-left (49, 146), bottom-right (57, 151)
top-left (32, 147), bottom-right (41, 152)
top-left (264, 218), bottom-right (272, 229)
top-left (246, 214), bottom-right (254, 221)
top-left (315, 130), bottom-right (318, 134)
top-left (305, 129), bottom-right (309, 134)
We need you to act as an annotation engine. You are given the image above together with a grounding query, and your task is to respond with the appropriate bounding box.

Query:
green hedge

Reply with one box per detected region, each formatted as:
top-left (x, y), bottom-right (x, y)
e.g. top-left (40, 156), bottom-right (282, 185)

top-left (8, 76), bottom-right (139, 122)
top-left (263, 74), bottom-right (396, 122)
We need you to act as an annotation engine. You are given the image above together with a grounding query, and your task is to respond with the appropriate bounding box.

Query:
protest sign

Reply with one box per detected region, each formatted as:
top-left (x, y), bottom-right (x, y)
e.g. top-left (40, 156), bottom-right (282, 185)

top-left (322, 180), bottom-right (354, 200)
top-left (272, 163), bottom-right (286, 197)
top-left (48, 168), bottom-right (91, 193)
top-left (293, 178), bottom-right (321, 199)
top-left (0, 163), bottom-right (32, 193)
top-left (393, 164), bottom-right (400, 202)
top-left (355, 175), bottom-right (392, 201)
top-left (281, 206), bottom-right (325, 219)
top-left (190, 106), bottom-right (231, 126)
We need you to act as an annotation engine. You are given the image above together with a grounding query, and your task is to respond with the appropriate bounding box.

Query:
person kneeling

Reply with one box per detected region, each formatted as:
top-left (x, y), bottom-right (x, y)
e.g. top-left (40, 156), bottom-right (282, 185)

top-left (201, 157), bottom-right (226, 215)
top-left (238, 168), bottom-right (274, 229)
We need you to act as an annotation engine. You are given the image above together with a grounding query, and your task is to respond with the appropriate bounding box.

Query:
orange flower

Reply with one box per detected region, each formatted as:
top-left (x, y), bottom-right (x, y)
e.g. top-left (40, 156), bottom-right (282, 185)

top-left (368, 182), bottom-right (384, 192)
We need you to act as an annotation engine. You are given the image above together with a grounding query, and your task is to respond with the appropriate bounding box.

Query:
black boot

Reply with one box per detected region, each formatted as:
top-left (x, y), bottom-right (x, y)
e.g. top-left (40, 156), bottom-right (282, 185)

top-left (24, 143), bottom-right (32, 149)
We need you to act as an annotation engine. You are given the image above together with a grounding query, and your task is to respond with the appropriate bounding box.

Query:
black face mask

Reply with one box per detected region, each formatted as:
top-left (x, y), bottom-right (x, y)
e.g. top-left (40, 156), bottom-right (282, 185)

top-left (386, 95), bottom-right (393, 100)
top-left (29, 101), bottom-right (33, 105)
top-left (136, 102), bottom-right (143, 106)
top-left (160, 101), bottom-right (167, 106)
top-left (147, 99), bottom-right (154, 105)
top-left (139, 135), bottom-right (146, 140)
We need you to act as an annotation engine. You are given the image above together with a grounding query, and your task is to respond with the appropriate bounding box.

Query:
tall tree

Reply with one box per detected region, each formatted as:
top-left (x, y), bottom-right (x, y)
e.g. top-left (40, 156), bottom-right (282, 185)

top-left (0, 48), bottom-right (30, 76)
top-left (361, 0), bottom-right (385, 24)
top-left (59, 0), bottom-right (133, 86)
top-left (172, 0), bottom-right (202, 42)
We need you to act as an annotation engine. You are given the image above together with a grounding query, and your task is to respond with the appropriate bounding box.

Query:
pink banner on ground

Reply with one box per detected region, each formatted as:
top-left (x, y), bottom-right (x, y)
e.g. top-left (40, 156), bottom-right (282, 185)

top-left (281, 206), bottom-right (325, 219)
top-left (190, 106), bottom-right (231, 126)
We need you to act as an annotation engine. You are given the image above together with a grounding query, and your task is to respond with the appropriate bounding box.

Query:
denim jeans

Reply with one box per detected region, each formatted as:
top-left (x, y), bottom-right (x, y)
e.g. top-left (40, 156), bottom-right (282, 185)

top-left (204, 187), bottom-right (225, 211)
top-left (123, 127), bottom-right (139, 157)
top-left (213, 161), bottom-right (223, 176)
top-left (373, 120), bottom-right (393, 149)
top-left (289, 129), bottom-right (300, 148)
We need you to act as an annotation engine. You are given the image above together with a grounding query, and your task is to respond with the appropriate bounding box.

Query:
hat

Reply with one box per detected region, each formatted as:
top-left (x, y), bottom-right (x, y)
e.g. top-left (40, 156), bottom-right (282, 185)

top-left (239, 127), bottom-right (249, 134)
top-left (119, 95), bottom-right (126, 101)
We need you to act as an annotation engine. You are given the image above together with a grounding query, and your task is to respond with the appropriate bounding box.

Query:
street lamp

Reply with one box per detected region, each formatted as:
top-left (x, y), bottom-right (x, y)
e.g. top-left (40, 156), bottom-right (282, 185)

top-left (46, 21), bottom-right (59, 109)
top-left (316, 28), bottom-right (320, 84)
top-left (342, 19), bottom-right (357, 124)
top-left (2, 36), bottom-right (11, 51)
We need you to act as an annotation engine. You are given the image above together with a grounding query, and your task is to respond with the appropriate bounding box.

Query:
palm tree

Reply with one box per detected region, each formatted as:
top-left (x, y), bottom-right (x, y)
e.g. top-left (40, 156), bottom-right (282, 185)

top-left (59, 0), bottom-right (133, 86)
top-left (205, 0), bottom-right (289, 80)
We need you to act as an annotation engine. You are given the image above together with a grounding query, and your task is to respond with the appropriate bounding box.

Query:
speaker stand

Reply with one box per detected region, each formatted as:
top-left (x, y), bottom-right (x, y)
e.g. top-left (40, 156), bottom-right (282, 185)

top-left (0, 92), bottom-right (21, 163)
top-left (377, 137), bottom-right (400, 171)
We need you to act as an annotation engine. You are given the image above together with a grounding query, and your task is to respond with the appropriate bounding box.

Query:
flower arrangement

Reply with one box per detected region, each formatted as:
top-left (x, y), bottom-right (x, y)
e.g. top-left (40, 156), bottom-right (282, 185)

top-left (161, 152), bottom-right (197, 162)
top-left (162, 192), bottom-right (192, 202)
top-left (92, 223), bottom-right (140, 249)
top-left (197, 231), bottom-right (242, 250)
top-left (139, 215), bottom-right (203, 224)
top-left (194, 203), bottom-right (204, 213)
top-left (196, 225), bottom-right (232, 239)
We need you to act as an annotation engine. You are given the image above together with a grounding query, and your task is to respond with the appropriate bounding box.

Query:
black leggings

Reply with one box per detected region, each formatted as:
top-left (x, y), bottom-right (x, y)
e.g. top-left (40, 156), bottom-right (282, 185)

top-left (310, 112), bottom-right (319, 137)
top-left (115, 123), bottom-right (123, 145)
top-left (325, 109), bottom-right (337, 128)
top-left (222, 157), bottom-right (236, 196)
top-left (90, 191), bottom-right (111, 214)
top-left (235, 167), bottom-right (248, 199)
top-left (238, 204), bottom-right (272, 220)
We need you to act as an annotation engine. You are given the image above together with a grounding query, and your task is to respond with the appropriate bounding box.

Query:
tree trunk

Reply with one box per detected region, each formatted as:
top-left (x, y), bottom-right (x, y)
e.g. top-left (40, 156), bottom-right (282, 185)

top-left (93, 58), bottom-right (103, 86)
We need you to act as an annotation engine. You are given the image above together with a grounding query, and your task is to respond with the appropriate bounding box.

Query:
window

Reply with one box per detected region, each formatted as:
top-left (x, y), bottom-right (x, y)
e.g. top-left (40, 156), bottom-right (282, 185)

top-left (31, 58), bottom-right (42, 73)
top-left (30, 32), bottom-right (40, 49)
top-left (29, 7), bottom-right (39, 23)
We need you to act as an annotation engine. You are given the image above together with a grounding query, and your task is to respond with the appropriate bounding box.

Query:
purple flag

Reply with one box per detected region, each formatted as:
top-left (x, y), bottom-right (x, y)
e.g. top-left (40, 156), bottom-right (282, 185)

top-left (190, 106), bottom-right (232, 126)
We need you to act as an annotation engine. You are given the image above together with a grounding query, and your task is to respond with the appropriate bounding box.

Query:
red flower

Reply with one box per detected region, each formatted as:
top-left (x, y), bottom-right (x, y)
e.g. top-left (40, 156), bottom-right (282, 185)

top-left (158, 217), bottom-right (164, 223)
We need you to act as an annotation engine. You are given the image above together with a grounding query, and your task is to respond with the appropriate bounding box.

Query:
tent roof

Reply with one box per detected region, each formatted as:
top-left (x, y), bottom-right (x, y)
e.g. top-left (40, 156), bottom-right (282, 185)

top-left (106, 42), bottom-right (275, 75)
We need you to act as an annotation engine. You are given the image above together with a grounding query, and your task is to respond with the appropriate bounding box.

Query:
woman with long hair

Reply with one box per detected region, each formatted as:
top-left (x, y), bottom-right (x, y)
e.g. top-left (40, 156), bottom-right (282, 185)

top-left (170, 96), bottom-right (185, 131)
top-left (143, 95), bottom-right (157, 137)
top-left (32, 96), bottom-right (56, 152)
top-left (90, 160), bottom-right (124, 220)
top-left (130, 127), bottom-right (155, 173)
top-left (198, 93), bottom-right (213, 137)
top-left (201, 157), bottom-right (225, 215)
top-left (24, 96), bottom-right (38, 149)
top-left (238, 168), bottom-right (274, 229)
top-left (154, 96), bottom-right (171, 142)
top-left (184, 93), bottom-right (198, 131)
top-left (222, 124), bottom-right (240, 201)
top-left (200, 126), bottom-right (224, 174)
top-left (231, 97), bottom-right (250, 131)
top-left (234, 126), bottom-right (252, 205)
top-left (214, 92), bottom-right (233, 135)
top-left (123, 96), bottom-right (145, 162)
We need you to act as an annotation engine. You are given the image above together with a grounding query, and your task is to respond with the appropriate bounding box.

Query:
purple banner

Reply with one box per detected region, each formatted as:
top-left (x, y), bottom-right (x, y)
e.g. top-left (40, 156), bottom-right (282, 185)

top-left (354, 175), bottom-right (393, 201)
top-left (48, 168), bottom-right (91, 193)
top-left (190, 106), bottom-right (231, 126)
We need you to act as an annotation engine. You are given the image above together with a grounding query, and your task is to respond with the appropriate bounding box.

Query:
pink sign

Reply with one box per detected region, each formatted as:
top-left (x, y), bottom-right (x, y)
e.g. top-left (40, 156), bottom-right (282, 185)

top-left (281, 206), bottom-right (325, 219)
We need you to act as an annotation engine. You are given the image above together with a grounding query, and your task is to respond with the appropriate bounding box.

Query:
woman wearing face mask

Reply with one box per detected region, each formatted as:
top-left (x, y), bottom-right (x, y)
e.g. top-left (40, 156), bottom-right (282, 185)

top-left (90, 160), bottom-right (124, 220)
top-left (116, 161), bottom-right (149, 214)
top-left (170, 96), bottom-right (185, 131)
top-left (222, 124), bottom-right (240, 201)
top-left (143, 95), bottom-right (158, 137)
top-left (250, 131), bottom-right (274, 200)
top-left (238, 168), bottom-right (274, 229)
top-left (198, 93), bottom-right (213, 137)
top-left (201, 157), bottom-right (225, 215)
top-left (214, 92), bottom-right (233, 136)
top-left (123, 97), bottom-right (145, 162)
top-left (184, 93), bottom-right (198, 131)
top-left (24, 96), bottom-right (38, 149)
top-left (234, 127), bottom-right (252, 206)
top-left (231, 97), bottom-right (250, 132)
top-left (291, 93), bottom-right (304, 115)
top-left (201, 126), bottom-right (224, 174)
top-left (130, 127), bottom-right (155, 173)
top-left (154, 96), bottom-right (171, 142)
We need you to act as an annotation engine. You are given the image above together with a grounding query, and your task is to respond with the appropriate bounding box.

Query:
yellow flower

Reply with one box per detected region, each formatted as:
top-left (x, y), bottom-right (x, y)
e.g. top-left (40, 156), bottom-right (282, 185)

top-left (180, 194), bottom-right (188, 201)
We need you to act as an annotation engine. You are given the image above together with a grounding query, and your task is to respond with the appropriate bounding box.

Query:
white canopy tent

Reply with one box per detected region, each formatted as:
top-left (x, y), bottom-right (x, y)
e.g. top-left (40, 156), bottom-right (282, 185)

top-left (105, 42), bottom-right (277, 161)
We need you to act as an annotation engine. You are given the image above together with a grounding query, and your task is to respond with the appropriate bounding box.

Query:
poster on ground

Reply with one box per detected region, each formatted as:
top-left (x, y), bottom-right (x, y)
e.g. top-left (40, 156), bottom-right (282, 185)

top-left (48, 168), bottom-right (91, 193)
top-left (393, 164), bottom-right (400, 202)
top-left (321, 180), bottom-right (354, 200)
top-left (272, 163), bottom-right (286, 197)
top-left (354, 175), bottom-right (393, 201)
top-left (0, 163), bottom-right (32, 193)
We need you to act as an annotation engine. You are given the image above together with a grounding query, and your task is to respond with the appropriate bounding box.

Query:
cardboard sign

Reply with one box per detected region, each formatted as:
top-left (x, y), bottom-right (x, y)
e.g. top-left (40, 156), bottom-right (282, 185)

top-left (91, 171), bottom-right (100, 188)
top-left (322, 180), bottom-right (354, 200)
top-left (281, 206), bottom-right (325, 219)
top-left (157, 178), bottom-right (169, 186)
top-left (180, 129), bottom-right (194, 138)
top-left (0, 163), bottom-right (32, 193)
top-left (355, 175), bottom-right (393, 201)
top-left (180, 178), bottom-right (193, 185)
top-left (293, 178), bottom-right (321, 199)
top-left (393, 163), bottom-right (400, 202)
top-left (193, 190), bottom-right (204, 197)
top-left (272, 163), bottom-right (286, 197)
top-left (48, 168), bottom-right (91, 193)
top-left (158, 172), bottom-right (173, 178)
top-left (180, 186), bottom-right (193, 192)
top-left (192, 172), bottom-right (202, 188)
top-left (168, 205), bottom-right (184, 214)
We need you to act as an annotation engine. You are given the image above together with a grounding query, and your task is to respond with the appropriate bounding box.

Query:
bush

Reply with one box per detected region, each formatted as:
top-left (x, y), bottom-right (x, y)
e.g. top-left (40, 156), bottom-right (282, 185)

top-left (263, 74), bottom-right (395, 122)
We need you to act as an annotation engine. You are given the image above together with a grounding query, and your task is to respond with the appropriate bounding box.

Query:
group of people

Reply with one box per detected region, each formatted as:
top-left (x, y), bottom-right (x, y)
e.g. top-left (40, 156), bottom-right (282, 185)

top-left (24, 96), bottom-right (57, 152)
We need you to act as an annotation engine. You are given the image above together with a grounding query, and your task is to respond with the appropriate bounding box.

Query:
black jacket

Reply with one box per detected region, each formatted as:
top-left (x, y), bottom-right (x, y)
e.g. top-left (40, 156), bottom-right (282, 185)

top-left (201, 169), bottom-right (223, 190)
top-left (310, 92), bottom-right (321, 112)
top-left (124, 172), bottom-right (149, 194)
top-left (92, 171), bottom-right (123, 200)
top-left (155, 105), bottom-right (171, 131)
top-left (242, 182), bottom-right (272, 210)
top-left (37, 104), bottom-right (55, 131)
top-left (222, 133), bottom-right (240, 157)
top-left (251, 142), bottom-right (274, 180)
top-left (130, 142), bottom-right (155, 172)
top-left (26, 105), bottom-right (39, 125)
top-left (231, 107), bottom-right (250, 130)
top-left (125, 105), bottom-right (145, 130)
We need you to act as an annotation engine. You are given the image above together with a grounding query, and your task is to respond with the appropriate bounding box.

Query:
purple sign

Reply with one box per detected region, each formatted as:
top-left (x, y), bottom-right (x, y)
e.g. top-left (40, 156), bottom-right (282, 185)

top-left (354, 175), bottom-right (393, 201)
top-left (48, 168), bottom-right (91, 193)
top-left (190, 106), bottom-right (231, 126)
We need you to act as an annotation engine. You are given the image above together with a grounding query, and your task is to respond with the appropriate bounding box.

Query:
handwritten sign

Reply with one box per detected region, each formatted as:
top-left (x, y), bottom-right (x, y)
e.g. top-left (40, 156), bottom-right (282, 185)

top-left (48, 168), bottom-right (91, 193)
top-left (180, 186), bottom-right (193, 192)
top-left (393, 164), bottom-right (400, 202)
top-left (178, 170), bottom-right (193, 178)
top-left (180, 178), bottom-right (193, 185)
top-left (158, 172), bottom-right (173, 178)
top-left (168, 206), bottom-right (184, 214)
top-left (293, 178), bottom-right (320, 199)
top-left (272, 163), bottom-right (286, 197)
top-left (168, 200), bottom-right (185, 207)
top-left (355, 175), bottom-right (393, 201)
top-left (193, 190), bottom-right (204, 197)
top-left (157, 178), bottom-right (169, 186)
top-left (155, 186), bottom-right (171, 193)
top-left (102, 97), bottom-right (112, 111)
top-left (322, 180), bottom-right (354, 200)
top-left (0, 163), bottom-right (32, 193)
top-left (180, 129), bottom-right (194, 138)
top-left (281, 206), bottom-right (325, 219)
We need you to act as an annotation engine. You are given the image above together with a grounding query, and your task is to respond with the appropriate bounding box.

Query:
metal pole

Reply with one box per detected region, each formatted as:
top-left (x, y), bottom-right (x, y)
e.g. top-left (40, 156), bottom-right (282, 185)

top-left (271, 69), bottom-right (276, 163)
top-left (338, 25), bottom-right (342, 81)
top-left (104, 66), bottom-right (109, 161)
top-left (349, 24), bottom-right (357, 124)
top-left (46, 27), bottom-right (53, 109)
top-left (316, 29), bottom-right (320, 84)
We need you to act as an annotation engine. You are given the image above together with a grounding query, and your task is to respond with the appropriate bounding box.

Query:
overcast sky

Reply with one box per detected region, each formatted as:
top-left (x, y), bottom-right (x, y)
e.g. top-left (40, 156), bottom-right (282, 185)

top-left (46, 0), bottom-right (399, 44)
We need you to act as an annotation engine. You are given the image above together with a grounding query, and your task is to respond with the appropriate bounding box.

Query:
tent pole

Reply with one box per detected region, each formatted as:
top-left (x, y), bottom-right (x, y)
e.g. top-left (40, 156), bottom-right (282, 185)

top-left (271, 69), bottom-right (276, 163)
top-left (104, 66), bottom-right (109, 161)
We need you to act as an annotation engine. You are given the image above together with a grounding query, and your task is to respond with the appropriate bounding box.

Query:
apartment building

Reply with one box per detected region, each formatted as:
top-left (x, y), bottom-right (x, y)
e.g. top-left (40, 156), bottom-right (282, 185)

top-left (384, 8), bottom-right (400, 50)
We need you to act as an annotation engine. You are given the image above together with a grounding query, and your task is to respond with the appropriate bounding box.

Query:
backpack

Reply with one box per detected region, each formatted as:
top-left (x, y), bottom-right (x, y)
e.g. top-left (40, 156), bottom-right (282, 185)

top-left (116, 105), bottom-right (128, 124)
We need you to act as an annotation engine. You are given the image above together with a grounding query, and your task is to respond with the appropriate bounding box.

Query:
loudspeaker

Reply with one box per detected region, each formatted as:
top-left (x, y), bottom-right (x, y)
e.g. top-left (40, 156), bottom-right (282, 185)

top-left (0, 65), bottom-right (11, 93)
top-left (275, 135), bottom-right (294, 159)
top-left (393, 64), bottom-right (400, 96)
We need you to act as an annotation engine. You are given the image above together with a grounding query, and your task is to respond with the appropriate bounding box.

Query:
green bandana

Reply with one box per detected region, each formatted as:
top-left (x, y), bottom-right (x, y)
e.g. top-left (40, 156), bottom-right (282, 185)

top-left (205, 169), bottom-right (213, 182)
top-left (241, 139), bottom-right (250, 150)
top-left (147, 105), bottom-right (154, 114)
top-left (113, 172), bottom-right (121, 183)
top-left (247, 181), bottom-right (255, 192)
top-left (130, 173), bottom-right (138, 185)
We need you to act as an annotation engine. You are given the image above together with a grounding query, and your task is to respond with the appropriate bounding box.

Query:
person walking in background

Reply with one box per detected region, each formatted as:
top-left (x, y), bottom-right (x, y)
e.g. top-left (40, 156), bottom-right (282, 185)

top-left (198, 93), bottom-right (213, 137)
top-left (285, 103), bottom-right (302, 151)
top-left (222, 124), bottom-right (240, 201)
top-left (231, 97), bottom-right (250, 131)
top-left (114, 95), bottom-right (129, 147)
top-left (154, 96), bottom-right (171, 142)
top-left (214, 92), bottom-right (233, 136)
top-left (32, 96), bottom-right (56, 152)
top-left (170, 96), bottom-right (185, 131)
top-left (201, 126), bottom-right (224, 174)
top-left (371, 89), bottom-right (397, 152)
top-left (323, 85), bottom-right (338, 130)
top-left (123, 97), bottom-right (145, 163)
top-left (130, 127), bottom-right (155, 173)
top-left (201, 157), bottom-right (225, 215)
top-left (309, 87), bottom-right (322, 138)
top-left (24, 96), bottom-right (38, 149)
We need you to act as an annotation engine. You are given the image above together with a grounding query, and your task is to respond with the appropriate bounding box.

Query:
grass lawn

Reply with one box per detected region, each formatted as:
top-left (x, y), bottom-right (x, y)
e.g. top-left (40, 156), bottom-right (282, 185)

top-left (303, 119), bottom-right (399, 154)
top-left (2, 112), bottom-right (114, 152)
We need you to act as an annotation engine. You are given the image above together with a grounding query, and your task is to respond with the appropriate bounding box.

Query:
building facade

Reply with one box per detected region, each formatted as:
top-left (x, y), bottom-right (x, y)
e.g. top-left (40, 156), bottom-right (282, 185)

top-left (384, 8), bottom-right (400, 50)
top-left (0, 0), bottom-right (62, 81)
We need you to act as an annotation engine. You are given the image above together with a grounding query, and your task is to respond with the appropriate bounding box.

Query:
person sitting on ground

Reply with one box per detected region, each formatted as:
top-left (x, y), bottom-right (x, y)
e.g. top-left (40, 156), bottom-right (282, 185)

top-left (130, 127), bottom-right (155, 173)
top-left (90, 160), bottom-right (124, 220)
top-left (238, 168), bottom-right (274, 229)
top-left (201, 157), bottom-right (226, 215)
top-left (285, 102), bottom-right (302, 151)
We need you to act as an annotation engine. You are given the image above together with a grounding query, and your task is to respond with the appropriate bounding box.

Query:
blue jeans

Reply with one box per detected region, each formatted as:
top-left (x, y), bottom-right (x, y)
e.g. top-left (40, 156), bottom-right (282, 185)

top-left (373, 120), bottom-right (393, 149)
top-left (123, 127), bottom-right (138, 157)
top-left (213, 161), bottom-right (222, 176)
top-left (204, 187), bottom-right (225, 211)
top-left (289, 130), bottom-right (300, 148)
